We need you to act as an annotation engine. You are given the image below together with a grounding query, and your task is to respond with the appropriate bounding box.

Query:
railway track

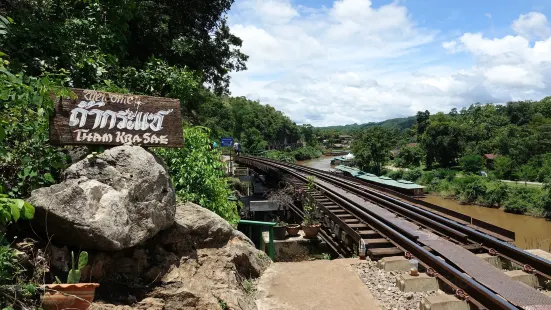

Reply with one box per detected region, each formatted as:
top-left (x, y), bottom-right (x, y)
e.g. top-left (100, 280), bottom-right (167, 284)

top-left (236, 155), bottom-right (551, 310)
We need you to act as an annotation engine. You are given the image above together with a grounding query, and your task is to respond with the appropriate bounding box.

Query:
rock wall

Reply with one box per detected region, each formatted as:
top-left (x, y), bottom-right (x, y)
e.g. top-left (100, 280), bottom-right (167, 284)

top-left (87, 202), bottom-right (271, 310)
top-left (22, 146), bottom-right (270, 309)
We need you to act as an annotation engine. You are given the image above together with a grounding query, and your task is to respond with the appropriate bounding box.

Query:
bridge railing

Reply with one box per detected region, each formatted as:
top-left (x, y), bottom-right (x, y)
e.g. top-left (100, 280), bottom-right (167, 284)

top-left (238, 220), bottom-right (276, 260)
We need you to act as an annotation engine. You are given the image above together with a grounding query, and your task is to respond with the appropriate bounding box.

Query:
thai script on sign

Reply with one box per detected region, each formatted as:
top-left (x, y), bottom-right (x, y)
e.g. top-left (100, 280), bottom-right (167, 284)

top-left (68, 100), bottom-right (173, 132)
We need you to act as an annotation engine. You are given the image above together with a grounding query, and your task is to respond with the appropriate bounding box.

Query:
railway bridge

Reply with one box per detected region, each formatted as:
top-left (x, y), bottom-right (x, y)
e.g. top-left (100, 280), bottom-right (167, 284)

top-left (235, 155), bottom-right (551, 310)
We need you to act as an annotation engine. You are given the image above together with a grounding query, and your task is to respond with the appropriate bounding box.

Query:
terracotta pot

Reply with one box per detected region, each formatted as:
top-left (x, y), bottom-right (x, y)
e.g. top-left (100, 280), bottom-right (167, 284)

top-left (302, 224), bottom-right (321, 239)
top-left (286, 224), bottom-right (301, 236)
top-left (273, 225), bottom-right (287, 240)
top-left (42, 283), bottom-right (100, 310)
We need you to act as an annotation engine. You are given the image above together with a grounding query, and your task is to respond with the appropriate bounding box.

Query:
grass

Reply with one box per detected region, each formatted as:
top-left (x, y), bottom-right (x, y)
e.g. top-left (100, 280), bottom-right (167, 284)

top-left (217, 298), bottom-right (228, 310)
top-left (502, 181), bottom-right (544, 189)
top-left (242, 278), bottom-right (256, 297)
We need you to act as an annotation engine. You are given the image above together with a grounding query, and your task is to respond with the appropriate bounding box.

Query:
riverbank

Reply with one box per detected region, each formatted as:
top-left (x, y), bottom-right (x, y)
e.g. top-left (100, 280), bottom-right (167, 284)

top-left (297, 155), bottom-right (335, 171)
top-left (379, 168), bottom-right (550, 218)
top-left (419, 173), bottom-right (550, 218)
top-left (420, 195), bottom-right (551, 250)
top-left (297, 157), bottom-right (551, 251)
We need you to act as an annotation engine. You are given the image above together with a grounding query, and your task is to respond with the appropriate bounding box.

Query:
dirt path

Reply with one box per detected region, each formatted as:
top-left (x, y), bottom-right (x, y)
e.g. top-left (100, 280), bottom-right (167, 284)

top-left (255, 258), bottom-right (379, 310)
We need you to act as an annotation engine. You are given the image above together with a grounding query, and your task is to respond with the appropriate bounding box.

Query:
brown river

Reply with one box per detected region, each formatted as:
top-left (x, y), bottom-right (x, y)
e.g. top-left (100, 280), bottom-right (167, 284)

top-left (299, 157), bottom-right (551, 250)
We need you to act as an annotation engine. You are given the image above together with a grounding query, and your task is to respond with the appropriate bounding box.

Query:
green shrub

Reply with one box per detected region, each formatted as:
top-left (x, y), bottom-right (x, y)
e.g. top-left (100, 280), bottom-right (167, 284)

top-left (419, 171), bottom-right (435, 185)
top-left (493, 156), bottom-right (514, 179)
top-left (503, 187), bottom-right (541, 214)
top-left (503, 196), bottom-right (530, 214)
top-left (0, 245), bottom-right (20, 285)
top-left (154, 126), bottom-right (239, 225)
top-left (0, 196), bottom-right (35, 225)
top-left (460, 154), bottom-right (484, 174)
top-left (291, 146), bottom-right (322, 161)
top-left (264, 150), bottom-right (295, 163)
top-left (480, 182), bottom-right (509, 207)
top-left (403, 168), bottom-right (422, 182)
top-left (457, 178), bottom-right (487, 204)
top-left (386, 170), bottom-right (403, 180)
top-left (434, 169), bottom-right (456, 181)
top-left (0, 58), bottom-right (70, 198)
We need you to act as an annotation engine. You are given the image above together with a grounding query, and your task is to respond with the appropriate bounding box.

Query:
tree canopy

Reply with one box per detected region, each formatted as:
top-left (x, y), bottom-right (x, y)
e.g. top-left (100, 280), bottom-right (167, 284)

top-left (352, 126), bottom-right (397, 175)
top-left (0, 0), bottom-right (244, 94)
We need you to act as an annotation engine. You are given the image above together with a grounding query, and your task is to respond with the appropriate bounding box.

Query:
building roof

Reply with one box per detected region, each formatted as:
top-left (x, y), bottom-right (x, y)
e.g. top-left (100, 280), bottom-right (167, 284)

top-left (334, 165), bottom-right (424, 190)
top-left (484, 154), bottom-right (498, 160)
top-left (339, 135), bottom-right (352, 139)
top-left (333, 144), bottom-right (343, 148)
top-left (406, 143), bottom-right (418, 147)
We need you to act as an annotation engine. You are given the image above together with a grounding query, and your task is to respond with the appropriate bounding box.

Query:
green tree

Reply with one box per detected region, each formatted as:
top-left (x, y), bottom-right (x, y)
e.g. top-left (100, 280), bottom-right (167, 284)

top-left (420, 113), bottom-right (465, 168)
top-left (416, 110), bottom-right (430, 135)
top-left (459, 154), bottom-right (484, 174)
top-left (493, 156), bottom-right (514, 179)
top-left (0, 54), bottom-right (70, 198)
top-left (1, 0), bottom-right (246, 94)
top-left (519, 164), bottom-right (538, 186)
top-left (300, 124), bottom-right (316, 146)
top-left (352, 126), bottom-right (396, 175)
top-left (154, 127), bottom-right (239, 225)
top-left (395, 145), bottom-right (423, 168)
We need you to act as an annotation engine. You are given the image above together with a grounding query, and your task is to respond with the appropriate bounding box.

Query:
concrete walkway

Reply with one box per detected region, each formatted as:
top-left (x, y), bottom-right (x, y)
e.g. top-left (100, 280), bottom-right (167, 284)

top-left (255, 258), bottom-right (379, 310)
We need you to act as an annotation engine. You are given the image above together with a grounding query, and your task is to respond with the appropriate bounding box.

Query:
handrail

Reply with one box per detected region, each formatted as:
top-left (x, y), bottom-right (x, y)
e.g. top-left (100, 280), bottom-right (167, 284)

top-left (239, 220), bottom-right (276, 260)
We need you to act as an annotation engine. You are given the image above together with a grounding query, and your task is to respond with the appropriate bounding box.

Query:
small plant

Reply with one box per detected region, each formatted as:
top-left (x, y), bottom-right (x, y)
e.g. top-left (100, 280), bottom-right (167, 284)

top-left (217, 298), bottom-right (228, 310)
top-left (303, 176), bottom-right (320, 226)
top-left (273, 216), bottom-right (287, 227)
top-left (242, 279), bottom-right (256, 296)
top-left (321, 253), bottom-right (331, 260)
top-left (0, 196), bottom-right (35, 225)
top-left (0, 244), bottom-right (21, 285)
top-left (54, 251), bottom-right (88, 284)
top-left (86, 152), bottom-right (100, 164)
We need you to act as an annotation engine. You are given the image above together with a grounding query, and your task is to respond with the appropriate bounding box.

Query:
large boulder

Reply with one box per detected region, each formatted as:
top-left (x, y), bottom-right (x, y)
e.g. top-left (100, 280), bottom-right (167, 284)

top-left (87, 202), bottom-right (271, 310)
top-left (28, 145), bottom-right (176, 251)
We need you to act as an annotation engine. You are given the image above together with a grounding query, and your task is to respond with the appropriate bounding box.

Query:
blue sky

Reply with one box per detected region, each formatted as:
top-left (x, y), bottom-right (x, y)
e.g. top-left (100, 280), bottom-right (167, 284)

top-left (227, 0), bottom-right (551, 126)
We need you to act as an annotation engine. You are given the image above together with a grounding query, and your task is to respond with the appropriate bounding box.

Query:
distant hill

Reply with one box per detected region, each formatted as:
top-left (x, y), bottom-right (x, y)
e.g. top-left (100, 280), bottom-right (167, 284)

top-left (318, 116), bottom-right (416, 132)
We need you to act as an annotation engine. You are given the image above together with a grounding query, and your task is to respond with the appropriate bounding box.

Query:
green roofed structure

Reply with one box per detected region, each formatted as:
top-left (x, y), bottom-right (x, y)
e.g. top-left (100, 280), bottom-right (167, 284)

top-left (334, 165), bottom-right (424, 196)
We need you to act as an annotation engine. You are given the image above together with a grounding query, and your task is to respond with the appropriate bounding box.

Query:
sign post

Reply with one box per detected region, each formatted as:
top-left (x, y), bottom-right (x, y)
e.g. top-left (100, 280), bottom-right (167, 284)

top-left (50, 88), bottom-right (184, 147)
top-left (221, 137), bottom-right (234, 147)
top-left (221, 137), bottom-right (234, 175)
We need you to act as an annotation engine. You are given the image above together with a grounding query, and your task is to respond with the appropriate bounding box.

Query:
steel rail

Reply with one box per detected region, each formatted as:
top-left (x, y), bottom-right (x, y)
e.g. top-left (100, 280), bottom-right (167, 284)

top-left (238, 156), bottom-right (517, 310)
top-left (249, 156), bottom-right (551, 280)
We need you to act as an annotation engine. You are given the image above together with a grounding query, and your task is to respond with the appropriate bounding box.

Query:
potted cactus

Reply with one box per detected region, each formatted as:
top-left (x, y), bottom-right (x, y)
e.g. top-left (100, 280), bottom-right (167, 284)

top-left (42, 251), bottom-right (99, 310)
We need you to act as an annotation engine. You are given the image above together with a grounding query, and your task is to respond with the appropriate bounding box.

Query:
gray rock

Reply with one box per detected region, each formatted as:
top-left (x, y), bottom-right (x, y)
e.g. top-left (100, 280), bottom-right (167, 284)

top-left (86, 202), bottom-right (271, 310)
top-left (65, 146), bottom-right (89, 163)
top-left (29, 146), bottom-right (176, 251)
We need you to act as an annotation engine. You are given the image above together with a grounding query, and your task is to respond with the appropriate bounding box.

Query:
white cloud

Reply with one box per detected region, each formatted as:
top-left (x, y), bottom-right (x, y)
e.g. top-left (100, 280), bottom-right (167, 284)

top-left (233, 0), bottom-right (299, 24)
top-left (228, 1), bottom-right (551, 126)
top-left (512, 12), bottom-right (551, 40)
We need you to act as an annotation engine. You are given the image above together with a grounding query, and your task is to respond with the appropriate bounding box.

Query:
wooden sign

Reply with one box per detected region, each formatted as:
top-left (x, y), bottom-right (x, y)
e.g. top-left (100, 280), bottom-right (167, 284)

top-left (49, 88), bottom-right (184, 147)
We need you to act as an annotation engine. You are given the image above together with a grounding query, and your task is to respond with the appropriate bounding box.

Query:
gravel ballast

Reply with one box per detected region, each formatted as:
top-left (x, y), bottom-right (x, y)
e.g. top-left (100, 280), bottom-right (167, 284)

top-left (353, 260), bottom-right (438, 310)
